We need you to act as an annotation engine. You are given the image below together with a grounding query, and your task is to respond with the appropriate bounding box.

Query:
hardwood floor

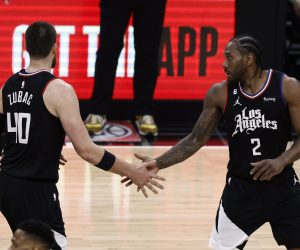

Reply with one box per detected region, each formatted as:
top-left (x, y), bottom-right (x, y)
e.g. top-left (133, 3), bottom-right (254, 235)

top-left (1, 145), bottom-right (298, 249)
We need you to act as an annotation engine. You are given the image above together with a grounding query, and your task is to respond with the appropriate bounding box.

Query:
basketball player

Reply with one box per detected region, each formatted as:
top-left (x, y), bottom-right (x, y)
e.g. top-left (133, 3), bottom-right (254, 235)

top-left (124, 35), bottom-right (300, 249)
top-left (0, 21), bottom-right (165, 249)
top-left (9, 219), bottom-right (59, 250)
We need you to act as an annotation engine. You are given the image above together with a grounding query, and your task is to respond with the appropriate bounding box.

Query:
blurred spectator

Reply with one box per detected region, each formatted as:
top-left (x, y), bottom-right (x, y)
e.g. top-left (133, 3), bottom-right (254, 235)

top-left (84, 0), bottom-right (167, 136)
top-left (8, 219), bottom-right (60, 250)
top-left (291, 0), bottom-right (300, 17)
top-left (285, 0), bottom-right (300, 78)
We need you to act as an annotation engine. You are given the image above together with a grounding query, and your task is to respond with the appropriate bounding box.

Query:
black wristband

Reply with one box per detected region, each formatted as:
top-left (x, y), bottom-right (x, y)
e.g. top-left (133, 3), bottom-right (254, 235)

top-left (95, 150), bottom-right (116, 171)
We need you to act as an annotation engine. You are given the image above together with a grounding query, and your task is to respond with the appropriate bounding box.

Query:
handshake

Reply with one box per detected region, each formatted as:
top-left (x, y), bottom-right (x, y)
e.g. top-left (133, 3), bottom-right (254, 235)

top-left (120, 153), bottom-right (165, 198)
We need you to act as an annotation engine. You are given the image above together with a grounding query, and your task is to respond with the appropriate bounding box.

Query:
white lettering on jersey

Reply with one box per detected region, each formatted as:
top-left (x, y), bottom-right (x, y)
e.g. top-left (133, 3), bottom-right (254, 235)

top-left (232, 107), bottom-right (277, 137)
top-left (8, 91), bottom-right (33, 106)
top-left (263, 97), bottom-right (276, 102)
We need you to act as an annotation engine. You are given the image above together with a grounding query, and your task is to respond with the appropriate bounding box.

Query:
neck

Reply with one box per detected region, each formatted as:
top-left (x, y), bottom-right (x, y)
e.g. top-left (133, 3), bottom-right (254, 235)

top-left (240, 68), bottom-right (266, 94)
top-left (25, 59), bottom-right (52, 73)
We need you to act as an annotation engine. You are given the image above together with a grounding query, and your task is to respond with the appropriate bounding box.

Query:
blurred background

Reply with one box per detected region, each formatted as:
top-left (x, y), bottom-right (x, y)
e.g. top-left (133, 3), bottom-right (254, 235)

top-left (0, 0), bottom-right (294, 144)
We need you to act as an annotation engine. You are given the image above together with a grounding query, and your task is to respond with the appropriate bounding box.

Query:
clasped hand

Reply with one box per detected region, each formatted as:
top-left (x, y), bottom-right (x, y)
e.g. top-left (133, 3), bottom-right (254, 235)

top-left (122, 154), bottom-right (164, 198)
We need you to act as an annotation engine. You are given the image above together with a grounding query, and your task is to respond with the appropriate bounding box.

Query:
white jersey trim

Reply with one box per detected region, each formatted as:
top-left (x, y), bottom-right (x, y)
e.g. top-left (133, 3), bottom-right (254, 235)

top-left (19, 69), bottom-right (49, 76)
top-left (238, 69), bottom-right (273, 99)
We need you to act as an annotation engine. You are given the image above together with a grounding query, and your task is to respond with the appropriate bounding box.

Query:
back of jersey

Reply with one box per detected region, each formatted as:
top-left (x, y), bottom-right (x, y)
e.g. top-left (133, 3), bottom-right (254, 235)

top-left (1, 69), bottom-right (65, 182)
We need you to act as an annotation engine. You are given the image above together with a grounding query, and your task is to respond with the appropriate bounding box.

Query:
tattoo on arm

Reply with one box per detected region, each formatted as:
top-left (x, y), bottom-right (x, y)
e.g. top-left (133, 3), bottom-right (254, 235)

top-left (156, 87), bottom-right (222, 169)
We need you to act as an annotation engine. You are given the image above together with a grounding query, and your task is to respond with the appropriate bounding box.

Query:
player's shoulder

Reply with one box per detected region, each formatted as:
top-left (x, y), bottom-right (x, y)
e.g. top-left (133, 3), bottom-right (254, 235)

top-left (44, 78), bottom-right (77, 103)
top-left (281, 74), bottom-right (300, 103)
top-left (206, 80), bottom-right (227, 100)
top-left (282, 74), bottom-right (299, 88)
top-left (2, 72), bottom-right (21, 89)
top-left (204, 80), bottom-right (227, 108)
top-left (46, 78), bottom-right (75, 94)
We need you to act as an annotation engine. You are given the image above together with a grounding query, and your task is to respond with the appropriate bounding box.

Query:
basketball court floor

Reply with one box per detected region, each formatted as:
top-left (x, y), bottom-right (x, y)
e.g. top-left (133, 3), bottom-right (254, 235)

top-left (1, 142), bottom-right (298, 249)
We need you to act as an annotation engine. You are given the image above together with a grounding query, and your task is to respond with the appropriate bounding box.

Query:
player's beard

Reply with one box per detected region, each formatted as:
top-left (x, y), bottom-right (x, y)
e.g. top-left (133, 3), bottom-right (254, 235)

top-left (51, 55), bottom-right (56, 68)
top-left (228, 66), bottom-right (247, 86)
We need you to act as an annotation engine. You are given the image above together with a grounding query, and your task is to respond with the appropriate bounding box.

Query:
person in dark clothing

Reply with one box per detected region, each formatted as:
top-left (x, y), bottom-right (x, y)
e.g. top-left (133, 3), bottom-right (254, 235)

top-left (84, 0), bottom-right (167, 136)
top-left (0, 21), bottom-right (165, 249)
top-left (123, 35), bottom-right (300, 249)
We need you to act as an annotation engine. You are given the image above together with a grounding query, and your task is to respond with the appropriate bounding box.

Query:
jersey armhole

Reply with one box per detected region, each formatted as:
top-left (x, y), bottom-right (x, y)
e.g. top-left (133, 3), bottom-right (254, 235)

top-left (42, 78), bottom-right (60, 119)
top-left (223, 81), bottom-right (229, 114)
top-left (42, 78), bottom-right (56, 95)
top-left (279, 73), bottom-right (288, 108)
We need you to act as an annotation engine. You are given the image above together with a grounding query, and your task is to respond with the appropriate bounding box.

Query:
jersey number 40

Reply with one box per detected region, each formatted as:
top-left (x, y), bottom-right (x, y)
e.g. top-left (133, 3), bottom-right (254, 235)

top-left (7, 112), bottom-right (31, 144)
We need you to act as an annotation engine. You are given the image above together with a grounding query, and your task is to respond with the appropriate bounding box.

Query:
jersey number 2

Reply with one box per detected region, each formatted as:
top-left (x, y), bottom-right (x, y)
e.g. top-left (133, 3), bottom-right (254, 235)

top-left (7, 112), bottom-right (31, 144)
top-left (251, 138), bottom-right (261, 156)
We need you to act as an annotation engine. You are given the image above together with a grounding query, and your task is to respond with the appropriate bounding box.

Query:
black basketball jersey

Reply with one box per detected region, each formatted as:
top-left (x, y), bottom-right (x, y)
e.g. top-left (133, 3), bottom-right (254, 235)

top-left (223, 69), bottom-right (294, 182)
top-left (0, 69), bottom-right (65, 182)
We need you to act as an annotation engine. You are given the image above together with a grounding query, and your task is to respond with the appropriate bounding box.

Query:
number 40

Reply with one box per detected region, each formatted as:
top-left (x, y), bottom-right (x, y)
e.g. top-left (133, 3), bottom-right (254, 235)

top-left (7, 112), bottom-right (31, 144)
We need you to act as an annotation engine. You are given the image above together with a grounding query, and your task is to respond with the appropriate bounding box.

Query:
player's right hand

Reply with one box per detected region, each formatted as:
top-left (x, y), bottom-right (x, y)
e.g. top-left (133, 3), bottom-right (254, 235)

top-left (123, 161), bottom-right (165, 198)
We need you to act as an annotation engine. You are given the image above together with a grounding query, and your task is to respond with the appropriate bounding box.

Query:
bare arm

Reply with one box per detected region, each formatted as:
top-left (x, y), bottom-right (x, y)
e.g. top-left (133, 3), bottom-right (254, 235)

top-left (277, 76), bottom-right (300, 164)
top-left (43, 80), bottom-right (165, 195)
top-left (44, 80), bottom-right (105, 166)
top-left (156, 83), bottom-right (224, 169)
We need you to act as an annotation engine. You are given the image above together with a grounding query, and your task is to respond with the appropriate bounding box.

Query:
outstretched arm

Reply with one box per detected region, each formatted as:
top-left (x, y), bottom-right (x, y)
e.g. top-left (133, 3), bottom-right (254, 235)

top-left (156, 83), bottom-right (224, 170)
top-left (43, 79), bottom-right (165, 197)
top-left (121, 82), bottom-right (226, 187)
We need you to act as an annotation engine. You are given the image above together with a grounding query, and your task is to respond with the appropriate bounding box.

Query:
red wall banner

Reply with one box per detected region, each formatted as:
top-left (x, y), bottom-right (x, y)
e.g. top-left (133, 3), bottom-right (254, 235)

top-left (0, 0), bottom-right (235, 100)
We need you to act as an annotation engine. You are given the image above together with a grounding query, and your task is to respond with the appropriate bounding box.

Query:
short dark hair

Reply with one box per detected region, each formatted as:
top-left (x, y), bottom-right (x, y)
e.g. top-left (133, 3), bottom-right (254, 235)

top-left (17, 219), bottom-right (60, 249)
top-left (230, 34), bottom-right (263, 76)
top-left (25, 21), bottom-right (56, 59)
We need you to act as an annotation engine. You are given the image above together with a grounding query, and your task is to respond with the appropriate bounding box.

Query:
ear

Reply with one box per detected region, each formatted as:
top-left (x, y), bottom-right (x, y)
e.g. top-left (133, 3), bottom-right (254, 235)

top-left (246, 53), bottom-right (255, 66)
top-left (51, 43), bottom-right (57, 54)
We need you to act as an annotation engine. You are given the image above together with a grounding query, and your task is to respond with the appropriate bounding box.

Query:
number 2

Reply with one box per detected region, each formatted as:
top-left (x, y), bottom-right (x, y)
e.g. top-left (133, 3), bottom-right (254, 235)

top-left (251, 138), bottom-right (261, 156)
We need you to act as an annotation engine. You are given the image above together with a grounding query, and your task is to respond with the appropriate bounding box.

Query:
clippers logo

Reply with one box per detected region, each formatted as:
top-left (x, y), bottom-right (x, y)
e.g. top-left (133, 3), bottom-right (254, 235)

top-left (233, 96), bottom-right (242, 107)
top-left (232, 107), bottom-right (277, 137)
top-left (93, 123), bottom-right (132, 141)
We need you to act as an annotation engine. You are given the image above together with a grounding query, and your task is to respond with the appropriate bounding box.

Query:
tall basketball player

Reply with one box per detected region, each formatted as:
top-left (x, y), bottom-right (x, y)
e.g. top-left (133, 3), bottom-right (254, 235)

top-left (0, 21), bottom-right (165, 249)
top-left (125, 35), bottom-right (300, 249)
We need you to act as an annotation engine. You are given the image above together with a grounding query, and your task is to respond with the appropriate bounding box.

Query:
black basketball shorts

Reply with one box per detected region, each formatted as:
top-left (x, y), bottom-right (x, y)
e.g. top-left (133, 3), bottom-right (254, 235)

top-left (0, 171), bottom-right (65, 236)
top-left (209, 174), bottom-right (300, 249)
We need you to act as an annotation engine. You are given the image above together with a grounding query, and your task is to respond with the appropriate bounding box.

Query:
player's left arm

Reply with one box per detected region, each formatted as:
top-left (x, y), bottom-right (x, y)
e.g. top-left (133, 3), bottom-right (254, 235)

top-left (251, 75), bottom-right (300, 181)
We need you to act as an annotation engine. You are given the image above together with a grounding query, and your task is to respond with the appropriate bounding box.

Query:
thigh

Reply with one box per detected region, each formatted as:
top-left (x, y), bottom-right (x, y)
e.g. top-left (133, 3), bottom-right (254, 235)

top-left (209, 201), bottom-right (250, 250)
top-left (0, 174), bottom-right (65, 236)
top-left (270, 194), bottom-right (300, 249)
top-left (209, 177), bottom-right (271, 249)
